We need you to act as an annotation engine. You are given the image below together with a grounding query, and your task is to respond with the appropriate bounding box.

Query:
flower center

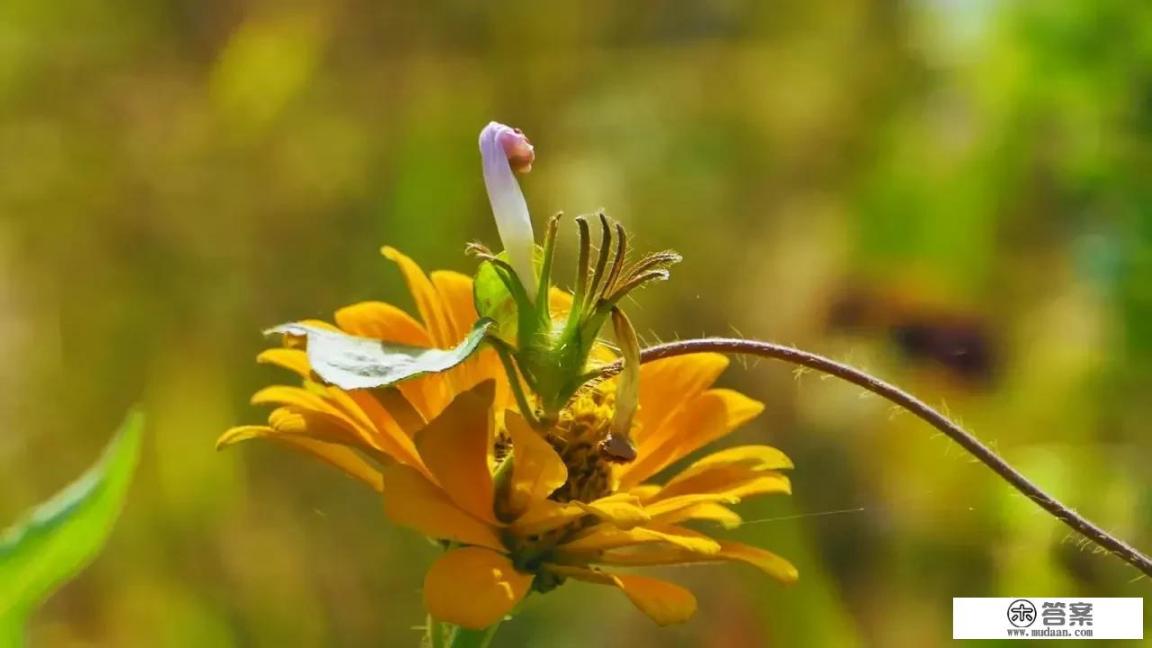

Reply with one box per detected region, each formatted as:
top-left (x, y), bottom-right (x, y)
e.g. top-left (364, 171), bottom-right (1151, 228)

top-left (545, 381), bottom-right (638, 503)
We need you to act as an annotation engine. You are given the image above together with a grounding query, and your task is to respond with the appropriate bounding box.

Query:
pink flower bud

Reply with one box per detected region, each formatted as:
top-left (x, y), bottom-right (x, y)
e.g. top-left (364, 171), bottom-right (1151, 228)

top-left (498, 127), bottom-right (535, 173)
top-left (479, 122), bottom-right (538, 298)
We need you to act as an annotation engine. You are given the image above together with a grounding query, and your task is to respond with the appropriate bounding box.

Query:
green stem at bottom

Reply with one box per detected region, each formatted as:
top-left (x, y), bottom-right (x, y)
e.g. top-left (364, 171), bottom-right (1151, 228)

top-left (447, 622), bottom-right (501, 648)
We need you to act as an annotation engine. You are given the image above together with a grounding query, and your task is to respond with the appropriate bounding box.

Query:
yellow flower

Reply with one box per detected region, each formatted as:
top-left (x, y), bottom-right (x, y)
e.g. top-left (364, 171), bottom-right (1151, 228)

top-left (221, 248), bottom-right (797, 629)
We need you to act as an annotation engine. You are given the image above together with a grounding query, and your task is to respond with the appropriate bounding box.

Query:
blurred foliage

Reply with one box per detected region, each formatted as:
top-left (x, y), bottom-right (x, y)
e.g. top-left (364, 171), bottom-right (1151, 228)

top-left (0, 410), bottom-right (142, 646)
top-left (1, 0), bottom-right (1150, 646)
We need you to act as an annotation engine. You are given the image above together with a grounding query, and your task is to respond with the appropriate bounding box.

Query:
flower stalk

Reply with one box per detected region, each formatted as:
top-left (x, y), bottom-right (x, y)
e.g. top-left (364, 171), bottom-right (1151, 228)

top-left (598, 337), bottom-right (1152, 578)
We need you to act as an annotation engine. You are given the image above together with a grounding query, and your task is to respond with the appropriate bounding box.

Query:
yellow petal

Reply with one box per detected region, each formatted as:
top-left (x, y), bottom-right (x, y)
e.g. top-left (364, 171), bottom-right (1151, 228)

top-left (340, 389), bottom-right (425, 470)
top-left (251, 384), bottom-right (336, 413)
top-left (650, 502), bottom-right (742, 529)
top-left (715, 540), bottom-right (799, 583)
top-left (415, 381), bottom-right (497, 523)
top-left (656, 467), bottom-right (791, 503)
top-left (272, 436), bottom-right (383, 492)
top-left (613, 574), bottom-right (697, 625)
top-left (430, 270), bottom-right (487, 394)
top-left (671, 445), bottom-right (793, 481)
top-left (508, 494), bottom-right (648, 537)
top-left (635, 353), bottom-right (729, 445)
top-left (574, 494), bottom-right (650, 529)
top-left (548, 287), bottom-right (574, 319)
top-left (558, 523), bottom-right (720, 555)
top-left (257, 348), bottom-right (312, 379)
top-left (381, 246), bottom-right (455, 348)
top-left (504, 411), bottom-right (567, 516)
top-left (380, 464), bottom-right (504, 551)
top-left (628, 484), bottom-right (662, 501)
top-left (544, 565), bottom-right (697, 626)
top-left (424, 547), bottom-right (531, 630)
top-left (592, 539), bottom-right (798, 584)
top-left (216, 425), bottom-right (274, 448)
top-left (295, 318), bottom-right (341, 331)
top-left (217, 426), bottom-right (383, 491)
top-left (323, 385), bottom-right (406, 448)
top-left (363, 386), bottom-right (426, 436)
top-left (642, 493), bottom-right (743, 518)
top-left (334, 300), bottom-right (431, 346)
top-left (430, 270), bottom-right (478, 346)
top-left (621, 389), bottom-right (764, 488)
top-left (264, 407), bottom-right (383, 459)
top-left (254, 386), bottom-right (390, 459)
top-left (508, 499), bottom-right (583, 536)
top-left (276, 319), bottom-right (340, 349)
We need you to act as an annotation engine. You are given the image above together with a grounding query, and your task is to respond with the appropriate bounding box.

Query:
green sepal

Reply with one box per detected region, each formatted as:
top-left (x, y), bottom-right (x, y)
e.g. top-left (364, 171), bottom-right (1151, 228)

top-left (471, 250), bottom-right (550, 359)
top-left (473, 258), bottom-right (526, 346)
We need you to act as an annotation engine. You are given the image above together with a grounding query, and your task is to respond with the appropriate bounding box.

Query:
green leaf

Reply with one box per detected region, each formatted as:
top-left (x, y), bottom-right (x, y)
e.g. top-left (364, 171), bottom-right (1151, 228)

top-left (268, 318), bottom-right (494, 390)
top-left (473, 260), bottom-right (522, 344)
top-left (0, 408), bottom-right (144, 625)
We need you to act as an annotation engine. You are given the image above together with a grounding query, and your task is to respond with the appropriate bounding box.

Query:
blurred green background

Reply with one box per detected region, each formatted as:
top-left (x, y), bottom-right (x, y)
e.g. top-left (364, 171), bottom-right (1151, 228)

top-left (2, 1), bottom-right (1151, 645)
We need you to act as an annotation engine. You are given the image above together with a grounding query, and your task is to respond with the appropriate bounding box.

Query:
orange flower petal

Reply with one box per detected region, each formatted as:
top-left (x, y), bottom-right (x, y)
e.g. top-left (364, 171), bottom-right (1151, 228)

top-left (341, 389), bottom-right (426, 472)
top-left (257, 348), bottom-right (312, 379)
top-left (558, 523), bottom-right (720, 555)
top-left (363, 387), bottom-right (426, 436)
top-left (424, 547), bottom-right (531, 630)
top-left (217, 427), bottom-right (383, 491)
top-left (430, 270), bottom-right (478, 345)
top-left (509, 494), bottom-right (648, 536)
top-left (671, 445), bottom-right (793, 481)
top-left (271, 436), bottom-right (384, 492)
top-left (253, 386), bottom-right (392, 459)
top-left (645, 501), bottom-right (743, 529)
top-left (260, 406), bottom-right (386, 460)
top-left (380, 464), bottom-right (504, 551)
top-left (548, 287), bottom-right (574, 319)
top-left (628, 484), bottom-right (663, 501)
top-left (381, 246), bottom-right (455, 348)
top-left (655, 467), bottom-right (792, 502)
top-left (251, 384), bottom-right (336, 413)
top-left (621, 389), bottom-right (764, 488)
top-left (642, 493), bottom-right (742, 518)
top-left (544, 565), bottom-right (697, 626)
top-left (504, 411), bottom-right (567, 516)
top-left (573, 494), bottom-right (650, 529)
top-left (715, 540), bottom-right (799, 583)
top-left (508, 499), bottom-right (582, 536)
top-left (612, 574), bottom-right (697, 625)
top-left (635, 353), bottom-right (729, 445)
top-left (592, 539), bottom-right (797, 584)
top-left (334, 301), bottom-right (431, 346)
top-left (415, 381), bottom-right (497, 523)
top-left (216, 425), bottom-right (275, 449)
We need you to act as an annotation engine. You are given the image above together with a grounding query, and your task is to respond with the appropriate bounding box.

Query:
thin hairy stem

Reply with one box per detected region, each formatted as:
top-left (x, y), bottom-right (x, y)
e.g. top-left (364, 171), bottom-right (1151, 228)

top-left (600, 337), bottom-right (1152, 577)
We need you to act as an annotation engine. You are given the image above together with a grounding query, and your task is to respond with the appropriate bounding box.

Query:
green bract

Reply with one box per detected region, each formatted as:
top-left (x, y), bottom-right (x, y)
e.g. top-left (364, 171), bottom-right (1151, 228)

top-left (471, 213), bottom-right (680, 420)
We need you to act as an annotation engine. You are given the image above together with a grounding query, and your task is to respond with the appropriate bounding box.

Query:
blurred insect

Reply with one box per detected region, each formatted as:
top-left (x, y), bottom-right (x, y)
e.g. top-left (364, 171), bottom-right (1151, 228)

top-left (827, 284), bottom-right (998, 385)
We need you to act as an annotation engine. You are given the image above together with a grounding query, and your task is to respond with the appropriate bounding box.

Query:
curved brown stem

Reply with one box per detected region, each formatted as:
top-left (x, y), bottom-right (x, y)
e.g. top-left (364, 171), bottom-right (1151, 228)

top-left (601, 337), bottom-right (1152, 578)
